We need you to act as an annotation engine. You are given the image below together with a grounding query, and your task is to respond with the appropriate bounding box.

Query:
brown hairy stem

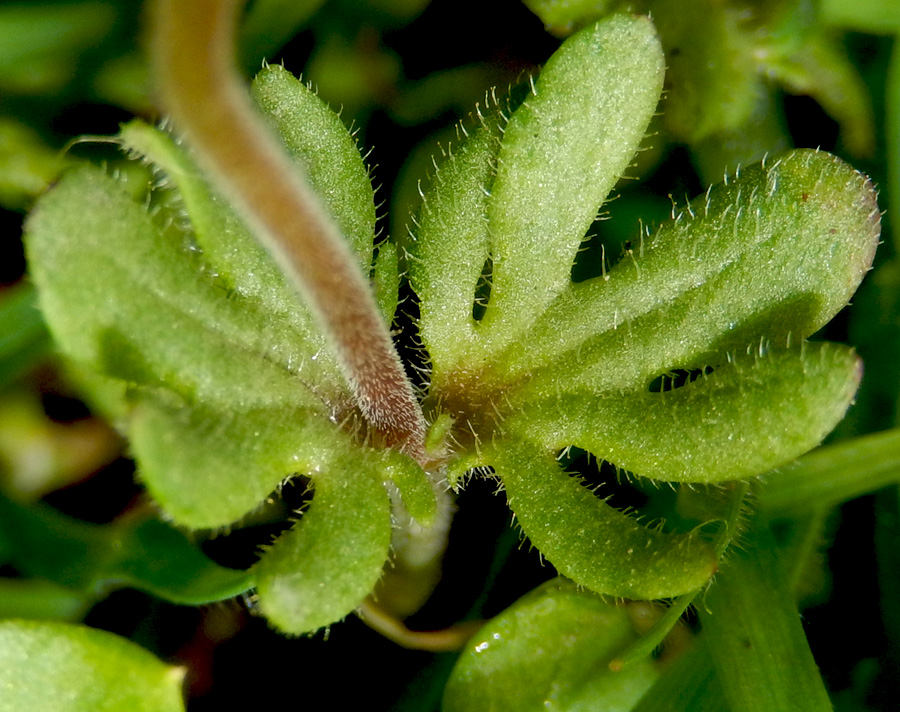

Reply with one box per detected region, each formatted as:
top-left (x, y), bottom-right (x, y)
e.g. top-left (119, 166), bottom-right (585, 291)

top-left (149, 0), bottom-right (427, 460)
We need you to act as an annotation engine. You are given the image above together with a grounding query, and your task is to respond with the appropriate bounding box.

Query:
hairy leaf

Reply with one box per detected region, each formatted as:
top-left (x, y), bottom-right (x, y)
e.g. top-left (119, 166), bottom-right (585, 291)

top-left (119, 118), bottom-right (348, 392)
top-left (494, 445), bottom-right (717, 599)
top-left (506, 149), bottom-right (879, 394)
top-left (408, 114), bottom-right (499, 373)
top-left (251, 64), bottom-right (377, 272)
top-left (255, 457), bottom-right (392, 634)
top-left (509, 343), bottom-right (861, 483)
top-left (129, 391), bottom-right (340, 529)
top-left (480, 14), bottom-right (665, 353)
top-left (131, 390), bottom-right (433, 530)
top-left (25, 165), bottom-right (326, 411)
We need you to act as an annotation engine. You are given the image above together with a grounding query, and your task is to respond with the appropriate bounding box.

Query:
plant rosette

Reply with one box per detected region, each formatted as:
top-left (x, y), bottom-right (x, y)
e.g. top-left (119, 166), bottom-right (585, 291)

top-left (24, 12), bottom-right (879, 637)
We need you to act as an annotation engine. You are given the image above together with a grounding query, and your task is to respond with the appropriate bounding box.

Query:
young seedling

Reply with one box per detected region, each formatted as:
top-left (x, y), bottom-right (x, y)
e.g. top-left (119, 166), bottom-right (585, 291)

top-left (24, 0), bottom-right (878, 664)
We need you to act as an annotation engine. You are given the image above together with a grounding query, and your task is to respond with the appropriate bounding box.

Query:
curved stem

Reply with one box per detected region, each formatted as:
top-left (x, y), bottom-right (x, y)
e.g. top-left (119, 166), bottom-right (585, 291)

top-left (357, 599), bottom-right (483, 652)
top-left (149, 0), bottom-right (427, 460)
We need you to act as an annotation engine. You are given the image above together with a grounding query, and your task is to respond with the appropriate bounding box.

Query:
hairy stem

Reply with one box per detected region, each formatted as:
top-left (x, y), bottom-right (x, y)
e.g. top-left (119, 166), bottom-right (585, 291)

top-left (149, 0), bottom-right (427, 460)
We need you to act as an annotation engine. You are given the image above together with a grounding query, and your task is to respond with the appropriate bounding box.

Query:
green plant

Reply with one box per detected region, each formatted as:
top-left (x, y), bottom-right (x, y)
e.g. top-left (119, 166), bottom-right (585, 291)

top-left (3, 0), bottom-right (900, 710)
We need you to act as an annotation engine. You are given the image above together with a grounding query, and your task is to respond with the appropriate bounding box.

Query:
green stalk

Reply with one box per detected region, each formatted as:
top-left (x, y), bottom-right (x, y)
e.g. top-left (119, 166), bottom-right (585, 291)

top-left (632, 642), bottom-right (726, 712)
top-left (887, 37), bottom-right (900, 253)
top-left (758, 427), bottom-right (900, 518)
top-left (698, 522), bottom-right (832, 712)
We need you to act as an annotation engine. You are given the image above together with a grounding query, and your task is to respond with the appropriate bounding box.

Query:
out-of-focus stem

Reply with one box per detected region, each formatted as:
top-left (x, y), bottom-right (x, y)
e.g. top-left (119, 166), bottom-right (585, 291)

top-left (887, 38), bottom-right (900, 253)
top-left (149, 0), bottom-right (428, 461)
top-left (357, 598), bottom-right (484, 652)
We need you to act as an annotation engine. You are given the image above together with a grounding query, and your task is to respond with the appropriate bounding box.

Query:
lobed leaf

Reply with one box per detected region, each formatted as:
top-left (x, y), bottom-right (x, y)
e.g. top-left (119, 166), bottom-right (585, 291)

top-left (407, 115), bottom-right (499, 373)
top-left (254, 457), bottom-right (393, 634)
top-left (505, 149), bottom-right (879, 395)
top-left (130, 389), bottom-right (433, 530)
top-left (444, 578), bottom-right (658, 712)
top-left (25, 165), bottom-right (326, 412)
top-left (119, 119), bottom-right (351, 393)
top-left (129, 391), bottom-right (339, 529)
top-left (479, 14), bottom-right (665, 354)
top-left (0, 620), bottom-right (186, 712)
top-left (493, 444), bottom-right (717, 599)
top-left (508, 343), bottom-right (862, 484)
top-left (250, 64), bottom-right (377, 273)
top-left (120, 60), bottom-right (395, 393)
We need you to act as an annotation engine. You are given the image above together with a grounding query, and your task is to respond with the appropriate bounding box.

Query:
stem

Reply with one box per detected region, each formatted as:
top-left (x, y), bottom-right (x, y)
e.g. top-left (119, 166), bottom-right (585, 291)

top-left (149, 0), bottom-right (427, 460)
top-left (357, 599), bottom-right (483, 652)
top-left (150, 2), bottom-right (452, 628)
top-left (888, 37), bottom-right (900, 254)
top-left (698, 521), bottom-right (833, 712)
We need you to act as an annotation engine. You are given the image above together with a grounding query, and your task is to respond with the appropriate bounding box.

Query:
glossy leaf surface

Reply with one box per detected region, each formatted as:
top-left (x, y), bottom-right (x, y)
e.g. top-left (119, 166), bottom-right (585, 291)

top-left (444, 578), bottom-right (658, 712)
top-left (0, 620), bottom-right (186, 712)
